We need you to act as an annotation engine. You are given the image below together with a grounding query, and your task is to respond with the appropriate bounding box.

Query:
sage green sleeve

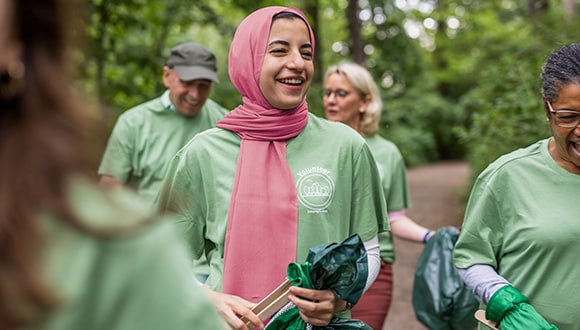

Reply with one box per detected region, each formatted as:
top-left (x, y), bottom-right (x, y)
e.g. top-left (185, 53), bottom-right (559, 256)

top-left (86, 220), bottom-right (225, 330)
top-left (39, 218), bottom-right (225, 330)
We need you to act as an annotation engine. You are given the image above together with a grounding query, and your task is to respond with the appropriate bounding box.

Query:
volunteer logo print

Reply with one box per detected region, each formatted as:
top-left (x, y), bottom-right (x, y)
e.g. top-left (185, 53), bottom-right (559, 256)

top-left (296, 166), bottom-right (335, 212)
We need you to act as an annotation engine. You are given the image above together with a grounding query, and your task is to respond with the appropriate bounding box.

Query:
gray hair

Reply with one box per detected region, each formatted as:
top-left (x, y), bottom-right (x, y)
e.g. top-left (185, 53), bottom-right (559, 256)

top-left (324, 62), bottom-right (382, 136)
top-left (541, 43), bottom-right (580, 103)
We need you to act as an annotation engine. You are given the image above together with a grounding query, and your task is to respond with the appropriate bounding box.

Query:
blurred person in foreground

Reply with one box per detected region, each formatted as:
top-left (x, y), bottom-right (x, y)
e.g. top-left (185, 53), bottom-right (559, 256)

top-left (323, 61), bottom-right (441, 329)
top-left (98, 41), bottom-right (228, 207)
top-left (0, 0), bottom-right (226, 329)
top-left (158, 6), bottom-right (389, 330)
top-left (454, 43), bottom-right (580, 329)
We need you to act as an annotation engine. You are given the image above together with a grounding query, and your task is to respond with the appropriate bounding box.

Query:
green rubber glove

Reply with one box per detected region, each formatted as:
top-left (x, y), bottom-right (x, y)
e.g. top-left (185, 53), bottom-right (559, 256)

top-left (485, 285), bottom-right (558, 330)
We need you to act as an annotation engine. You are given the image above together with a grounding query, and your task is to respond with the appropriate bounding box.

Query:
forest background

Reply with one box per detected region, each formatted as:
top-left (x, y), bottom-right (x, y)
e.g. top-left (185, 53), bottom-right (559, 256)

top-left (80, 0), bottom-right (580, 184)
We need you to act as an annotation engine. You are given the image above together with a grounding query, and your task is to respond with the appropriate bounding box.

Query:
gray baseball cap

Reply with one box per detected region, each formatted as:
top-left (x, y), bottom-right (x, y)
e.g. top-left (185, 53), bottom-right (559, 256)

top-left (166, 42), bottom-right (219, 83)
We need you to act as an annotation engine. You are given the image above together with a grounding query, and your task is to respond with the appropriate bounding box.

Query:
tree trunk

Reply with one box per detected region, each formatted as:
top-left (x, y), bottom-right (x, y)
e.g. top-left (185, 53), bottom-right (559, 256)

top-left (151, 3), bottom-right (181, 92)
top-left (303, 0), bottom-right (323, 84)
top-left (93, 0), bottom-right (109, 122)
top-left (564, 0), bottom-right (576, 21)
top-left (346, 0), bottom-right (364, 65)
top-left (433, 0), bottom-right (449, 97)
top-left (528, 0), bottom-right (549, 17)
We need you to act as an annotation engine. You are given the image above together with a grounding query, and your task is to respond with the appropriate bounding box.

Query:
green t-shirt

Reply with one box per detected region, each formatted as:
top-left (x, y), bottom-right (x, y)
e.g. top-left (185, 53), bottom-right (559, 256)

top-left (98, 91), bottom-right (228, 206)
top-left (454, 138), bottom-right (580, 329)
top-left (36, 178), bottom-right (225, 330)
top-left (365, 134), bottom-right (411, 263)
top-left (158, 114), bottom-right (389, 292)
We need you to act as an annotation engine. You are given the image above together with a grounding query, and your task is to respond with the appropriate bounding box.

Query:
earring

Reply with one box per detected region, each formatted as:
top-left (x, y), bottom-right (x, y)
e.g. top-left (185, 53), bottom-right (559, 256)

top-left (0, 60), bottom-right (26, 101)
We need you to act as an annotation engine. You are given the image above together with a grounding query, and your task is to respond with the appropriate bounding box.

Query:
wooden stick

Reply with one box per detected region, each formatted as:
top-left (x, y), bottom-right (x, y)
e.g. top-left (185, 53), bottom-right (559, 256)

top-left (242, 280), bottom-right (294, 326)
top-left (475, 310), bottom-right (499, 330)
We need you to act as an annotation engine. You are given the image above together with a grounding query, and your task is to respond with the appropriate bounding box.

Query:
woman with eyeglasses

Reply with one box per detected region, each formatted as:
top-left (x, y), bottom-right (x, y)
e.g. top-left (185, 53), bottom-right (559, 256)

top-left (323, 61), bottom-right (443, 329)
top-left (453, 43), bottom-right (580, 329)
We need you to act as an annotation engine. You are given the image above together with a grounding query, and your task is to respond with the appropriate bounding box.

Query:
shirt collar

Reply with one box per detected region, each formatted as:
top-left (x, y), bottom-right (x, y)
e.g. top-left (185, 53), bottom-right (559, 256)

top-left (161, 90), bottom-right (177, 112)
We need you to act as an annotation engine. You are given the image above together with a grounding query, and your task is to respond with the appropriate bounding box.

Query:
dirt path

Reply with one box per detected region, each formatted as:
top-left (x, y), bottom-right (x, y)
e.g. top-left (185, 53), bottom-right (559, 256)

top-left (382, 161), bottom-right (472, 330)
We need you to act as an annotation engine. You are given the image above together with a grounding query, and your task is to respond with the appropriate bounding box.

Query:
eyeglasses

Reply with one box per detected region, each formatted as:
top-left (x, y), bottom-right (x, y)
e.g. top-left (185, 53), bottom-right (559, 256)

top-left (324, 89), bottom-right (351, 98)
top-left (546, 100), bottom-right (580, 128)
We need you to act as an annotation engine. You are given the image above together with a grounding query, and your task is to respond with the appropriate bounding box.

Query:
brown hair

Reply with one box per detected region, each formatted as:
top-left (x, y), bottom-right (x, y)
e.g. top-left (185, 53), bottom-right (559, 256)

top-left (0, 0), bottom-right (97, 327)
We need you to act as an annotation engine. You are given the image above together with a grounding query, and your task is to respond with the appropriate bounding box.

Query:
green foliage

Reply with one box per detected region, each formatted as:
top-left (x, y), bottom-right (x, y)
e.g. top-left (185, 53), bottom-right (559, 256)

top-left (318, 1), bottom-right (465, 166)
top-left (306, 83), bottom-right (325, 118)
top-left (83, 0), bottom-right (247, 128)
top-left (317, 0), bottom-right (350, 71)
top-left (451, 2), bottom-right (580, 178)
top-left (78, 0), bottom-right (580, 174)
top-left (382, 84), bottom-right (466, 166)
top-left (456, 55), bottom-right (550, 178)
top-left (364, 2), bottom-right (427, 95)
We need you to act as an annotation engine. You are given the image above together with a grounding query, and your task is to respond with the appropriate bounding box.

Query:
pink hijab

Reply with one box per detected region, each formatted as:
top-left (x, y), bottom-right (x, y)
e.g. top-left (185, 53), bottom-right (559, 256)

top-left (217, 6), bottom-right (315, 303)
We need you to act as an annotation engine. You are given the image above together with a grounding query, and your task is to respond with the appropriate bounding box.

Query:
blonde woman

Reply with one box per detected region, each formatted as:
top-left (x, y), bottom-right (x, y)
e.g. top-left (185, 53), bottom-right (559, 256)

top-left (324, 61), bottom-right (436, 329)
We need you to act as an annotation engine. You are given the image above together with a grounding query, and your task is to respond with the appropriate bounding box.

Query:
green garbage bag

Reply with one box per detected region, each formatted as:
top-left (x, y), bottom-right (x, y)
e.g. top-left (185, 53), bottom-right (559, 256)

top-left (412, 227), bottom-right (479, 330)
top-left (266, 234), bottom-right (371, 330)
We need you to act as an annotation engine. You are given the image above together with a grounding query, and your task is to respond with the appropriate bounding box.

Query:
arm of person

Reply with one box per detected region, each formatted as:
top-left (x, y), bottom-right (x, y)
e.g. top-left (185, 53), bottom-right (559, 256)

top-left (456, 264), bottom-right (510, 304)
top-left (201, 288), bottom-right (262, 330)
top-left (458, 265), bottom-right (557, 328)
top-left (191, 234), bottom-right (380, 329)
top-left (287, 235), bottom-right (380, 326)
top-left (388, 211), bottom-right (434, 243)
top-left (99, 174), bottom-right (124, 187)
top-left (98, 114), bottom-right (135, 186)
top-left (362, 234), bottom-right (380, 292)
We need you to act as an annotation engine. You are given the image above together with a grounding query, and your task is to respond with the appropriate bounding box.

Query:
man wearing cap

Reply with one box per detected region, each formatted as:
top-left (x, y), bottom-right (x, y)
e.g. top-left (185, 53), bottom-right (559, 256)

top-left (98, 42), bottom-right (228, 206)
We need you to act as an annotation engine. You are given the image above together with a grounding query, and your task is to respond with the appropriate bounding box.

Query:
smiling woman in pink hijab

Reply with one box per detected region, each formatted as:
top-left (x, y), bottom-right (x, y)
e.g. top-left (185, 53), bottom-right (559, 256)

top-left (158, 6), bottom-right (389, 330)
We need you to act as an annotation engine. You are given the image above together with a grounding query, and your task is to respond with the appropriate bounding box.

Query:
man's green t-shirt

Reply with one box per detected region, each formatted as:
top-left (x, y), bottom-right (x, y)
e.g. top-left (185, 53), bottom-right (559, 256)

top-left (98, 91), bottom-right (228, 206)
